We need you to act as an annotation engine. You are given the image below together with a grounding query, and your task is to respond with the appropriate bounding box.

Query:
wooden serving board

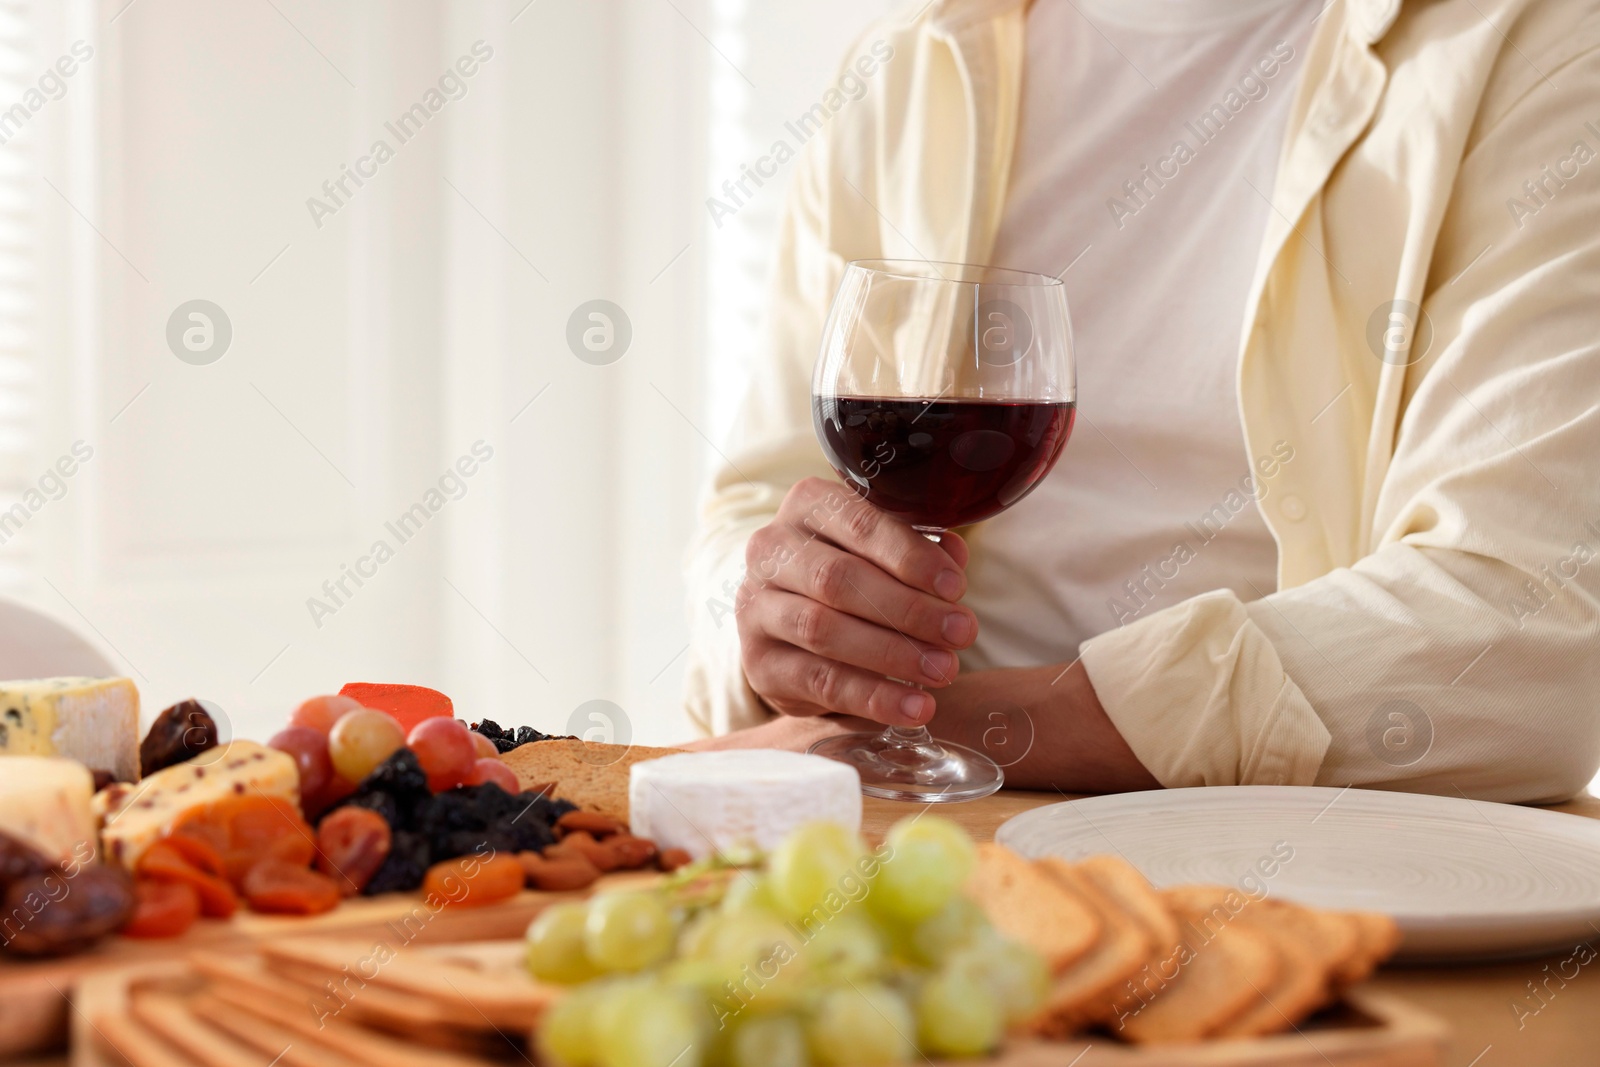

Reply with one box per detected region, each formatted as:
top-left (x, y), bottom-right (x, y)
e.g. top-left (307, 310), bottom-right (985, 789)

top-left (68, 941), bottom-right (1448, 1067)
top-left (0, 871), bottom-right (658, 1059)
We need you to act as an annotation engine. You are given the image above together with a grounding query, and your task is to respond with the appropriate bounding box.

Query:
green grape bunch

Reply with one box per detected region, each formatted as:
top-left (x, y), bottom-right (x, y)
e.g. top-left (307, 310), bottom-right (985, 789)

top-left (526, 815), bottom-right (1049, 1067)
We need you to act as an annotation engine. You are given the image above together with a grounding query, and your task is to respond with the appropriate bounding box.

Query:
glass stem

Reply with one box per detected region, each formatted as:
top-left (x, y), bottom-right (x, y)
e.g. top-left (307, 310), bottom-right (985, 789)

top-left (884, 526), bottom-right (949, 750)
top-left (885, 725), bottom-right (934, 747)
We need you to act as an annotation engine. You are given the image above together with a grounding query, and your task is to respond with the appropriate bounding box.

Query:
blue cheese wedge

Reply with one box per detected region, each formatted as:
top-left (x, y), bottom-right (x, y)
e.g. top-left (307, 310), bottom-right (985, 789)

top-left (0, 676), bottom-right (141, 783)
top-left (0, 756), bottom-right (99, 866)
top-left (94, 740), bottom-right (299, 868)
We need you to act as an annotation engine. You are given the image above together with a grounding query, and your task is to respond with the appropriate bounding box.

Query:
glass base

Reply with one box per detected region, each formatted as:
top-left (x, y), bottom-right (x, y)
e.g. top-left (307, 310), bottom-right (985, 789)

top-left (808, 727), bottom-right (1004, 803)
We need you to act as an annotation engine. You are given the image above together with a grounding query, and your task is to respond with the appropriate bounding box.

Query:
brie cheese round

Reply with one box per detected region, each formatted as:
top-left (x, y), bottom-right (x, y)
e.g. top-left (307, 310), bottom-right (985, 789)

top-left (629, 750), bottom-right (861, 860)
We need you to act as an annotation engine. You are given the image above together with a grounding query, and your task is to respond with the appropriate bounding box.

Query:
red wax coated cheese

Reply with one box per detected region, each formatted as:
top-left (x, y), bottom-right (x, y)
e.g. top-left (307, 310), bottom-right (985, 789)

top-left (338, 683), bottom-right (454, 731)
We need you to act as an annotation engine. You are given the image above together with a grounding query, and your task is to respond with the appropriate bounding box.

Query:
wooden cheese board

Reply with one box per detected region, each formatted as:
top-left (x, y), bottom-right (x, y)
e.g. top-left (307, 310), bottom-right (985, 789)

top-left (68, 941), bottom-right (1449, 1067)
top-left (0, 871), bottom-right (659, 1059)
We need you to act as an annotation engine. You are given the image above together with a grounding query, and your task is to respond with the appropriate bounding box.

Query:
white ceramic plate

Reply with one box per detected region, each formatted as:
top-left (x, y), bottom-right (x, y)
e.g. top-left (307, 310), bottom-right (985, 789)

top-left (995, 786), bottom-right (1600, 961)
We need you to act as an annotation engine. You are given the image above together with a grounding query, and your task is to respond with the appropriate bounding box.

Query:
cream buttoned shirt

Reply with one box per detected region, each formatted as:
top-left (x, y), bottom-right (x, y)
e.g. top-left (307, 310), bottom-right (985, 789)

top-left (683, 0), bottom-right (1600, 803)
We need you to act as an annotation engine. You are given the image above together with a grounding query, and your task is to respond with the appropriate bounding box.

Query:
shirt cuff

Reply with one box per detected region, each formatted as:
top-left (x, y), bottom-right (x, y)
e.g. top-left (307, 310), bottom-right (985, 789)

top-left (1078, 589), bottom-right (1331, 787)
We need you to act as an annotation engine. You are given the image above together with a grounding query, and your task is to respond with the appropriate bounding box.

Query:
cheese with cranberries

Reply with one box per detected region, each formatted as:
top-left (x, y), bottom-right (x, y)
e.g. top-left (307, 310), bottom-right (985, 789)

top-left (0, 676), bottom-right (140, 782)
top-left (94, 741), bottom-right (299, 868)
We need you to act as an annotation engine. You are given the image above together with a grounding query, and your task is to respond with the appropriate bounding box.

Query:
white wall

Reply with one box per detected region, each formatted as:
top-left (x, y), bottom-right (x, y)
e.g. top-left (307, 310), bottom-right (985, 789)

top-left (12, 0), bottom-right (890, 749)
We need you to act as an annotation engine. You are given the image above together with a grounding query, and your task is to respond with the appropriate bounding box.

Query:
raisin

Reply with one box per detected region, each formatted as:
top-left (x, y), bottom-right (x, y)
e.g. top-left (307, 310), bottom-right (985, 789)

top-left (139, 699), bottom-right (220, 777)
top-left (362, 831), bottom-right (431, 895)
top-left (1, 866), bottom-right (134, 957)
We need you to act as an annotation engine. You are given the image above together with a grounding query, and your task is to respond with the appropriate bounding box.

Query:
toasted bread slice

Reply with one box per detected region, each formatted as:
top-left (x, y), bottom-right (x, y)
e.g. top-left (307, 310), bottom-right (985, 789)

top-left (1204, 902), bottom-right (1333, 1038)
top-left (1076, 855), bottom-right (1182, 959)
top-left (966, 843), bottom-right (1101, 972)
top-left (1332, 910), bottom-right (1403, 986)
top-left (501, 739), bottom-right (683, 820)
top-left (1031, 858), bottom-right (1154, 1036)
top-left (1112, 915), bottom-right (1278, 1044)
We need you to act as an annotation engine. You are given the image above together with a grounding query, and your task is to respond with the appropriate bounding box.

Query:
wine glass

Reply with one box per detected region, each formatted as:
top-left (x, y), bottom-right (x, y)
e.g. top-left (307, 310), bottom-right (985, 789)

top-left (808, 260), bottom-right (1077, 802)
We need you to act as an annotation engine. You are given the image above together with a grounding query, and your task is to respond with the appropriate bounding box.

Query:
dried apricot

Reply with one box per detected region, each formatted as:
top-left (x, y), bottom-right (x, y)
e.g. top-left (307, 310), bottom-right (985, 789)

top-left (422, 853), bottom-right (524, 907)
top-left (122, 880), bottom-right (200, 939)
top-left (169, 794), bottom-right (316, 887)
top-left (242, 859), bottom-right (341, 915)
top-left (137, 839), bottom-right (238, 918)
top-left (315, 807), bottom-right (391, 896)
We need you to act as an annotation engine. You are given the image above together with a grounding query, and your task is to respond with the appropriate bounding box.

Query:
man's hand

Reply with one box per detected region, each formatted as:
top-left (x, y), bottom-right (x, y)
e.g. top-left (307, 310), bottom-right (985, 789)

top-left (736, 477), bottom-right (977, 727)
top-left (685, 659), bottom-right (1160, 794)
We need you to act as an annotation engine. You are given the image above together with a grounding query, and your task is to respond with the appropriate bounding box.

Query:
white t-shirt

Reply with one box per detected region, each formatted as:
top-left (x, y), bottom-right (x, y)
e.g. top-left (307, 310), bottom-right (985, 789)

top-left (966, 0), bottom-right (1317, 669)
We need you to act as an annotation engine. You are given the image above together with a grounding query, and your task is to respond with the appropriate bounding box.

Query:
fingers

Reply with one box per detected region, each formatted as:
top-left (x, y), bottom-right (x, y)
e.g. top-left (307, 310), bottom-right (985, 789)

top-left (740, 636), bottom-right (935, 727)
top-left (779, 478), bottom-right (967, 605)
top-left (772, 538), bottom-right (976, 650)
top-left (747, 589), bottom-right (959, 686)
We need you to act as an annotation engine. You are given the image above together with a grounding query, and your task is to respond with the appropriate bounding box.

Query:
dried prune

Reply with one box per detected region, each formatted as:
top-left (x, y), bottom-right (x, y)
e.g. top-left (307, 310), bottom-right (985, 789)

top-left (1, 866), bottom-right (134, 957)
top-left (326, 748), bottom-right (430, 831)
top-left (438, 828), bottom-right (521, 859)
top-left (362, 831), bottom-right (431, 895)
top-left (139, 699), bottom-right (219, 776)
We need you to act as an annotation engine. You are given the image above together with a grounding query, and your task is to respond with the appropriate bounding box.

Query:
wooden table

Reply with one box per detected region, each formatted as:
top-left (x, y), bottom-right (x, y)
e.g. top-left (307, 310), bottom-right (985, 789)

top-left (18, 790), bottom-right (1600, 1067)
top-left (862, 790), bottom-right (1600, 1067)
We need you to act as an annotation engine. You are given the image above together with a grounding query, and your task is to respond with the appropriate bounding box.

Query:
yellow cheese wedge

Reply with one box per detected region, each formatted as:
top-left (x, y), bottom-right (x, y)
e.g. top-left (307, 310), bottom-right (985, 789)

top-left (0, 756), bottom-right (99, 867)
top-left (95, 740), bottom-right (299, 868)
top-left (0, 676), bottom-right (141, 782)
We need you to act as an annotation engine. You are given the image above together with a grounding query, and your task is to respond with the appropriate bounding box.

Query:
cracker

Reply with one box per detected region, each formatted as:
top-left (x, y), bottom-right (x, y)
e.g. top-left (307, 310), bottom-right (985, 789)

top-left (501, 739), bottom-right (683, 820)
top-left (190, 992), bottom-right (369, 1067)
top-left (1031, 858), bottom-right (1153, 1036)
top-left (260, 937), bottom-right (556, 1028)
top-left (966, 843), bottom-right (1101, 972)
top-left (1076, 855), bottom-right (1182, 959)
top-left (1111, 918), bottom-right (1278, 1044)
top-left (90, 1009), bottom-right (192, 1067)
top-left (132, 991), bottom-right (279, 1067)
top-left (192, 951), bottom-right (482, 1033)
top-left (204, 980), bottom-right (487, 1067)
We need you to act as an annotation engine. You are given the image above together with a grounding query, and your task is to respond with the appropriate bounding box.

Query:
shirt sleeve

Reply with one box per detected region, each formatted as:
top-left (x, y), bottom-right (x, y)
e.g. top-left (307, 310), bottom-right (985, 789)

top-left (1082, 44), bottom-right (1600, 803)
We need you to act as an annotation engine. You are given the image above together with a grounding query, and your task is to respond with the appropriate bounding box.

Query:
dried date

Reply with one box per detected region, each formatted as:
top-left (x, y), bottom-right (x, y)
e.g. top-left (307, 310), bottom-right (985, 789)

top-left (139, 699), bottom-right (220, 776)
top-left (0, 865), bottom-right (134, 957)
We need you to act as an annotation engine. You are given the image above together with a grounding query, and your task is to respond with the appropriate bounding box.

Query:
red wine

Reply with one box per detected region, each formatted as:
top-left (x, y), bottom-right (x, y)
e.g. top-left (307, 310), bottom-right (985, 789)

top-left (814, 396), bottom-right (1075, 529)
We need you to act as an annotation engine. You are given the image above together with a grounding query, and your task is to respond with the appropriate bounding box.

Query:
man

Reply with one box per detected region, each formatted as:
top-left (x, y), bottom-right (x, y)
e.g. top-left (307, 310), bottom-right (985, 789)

top-left (683, 0), bottom-right (1600, 802)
